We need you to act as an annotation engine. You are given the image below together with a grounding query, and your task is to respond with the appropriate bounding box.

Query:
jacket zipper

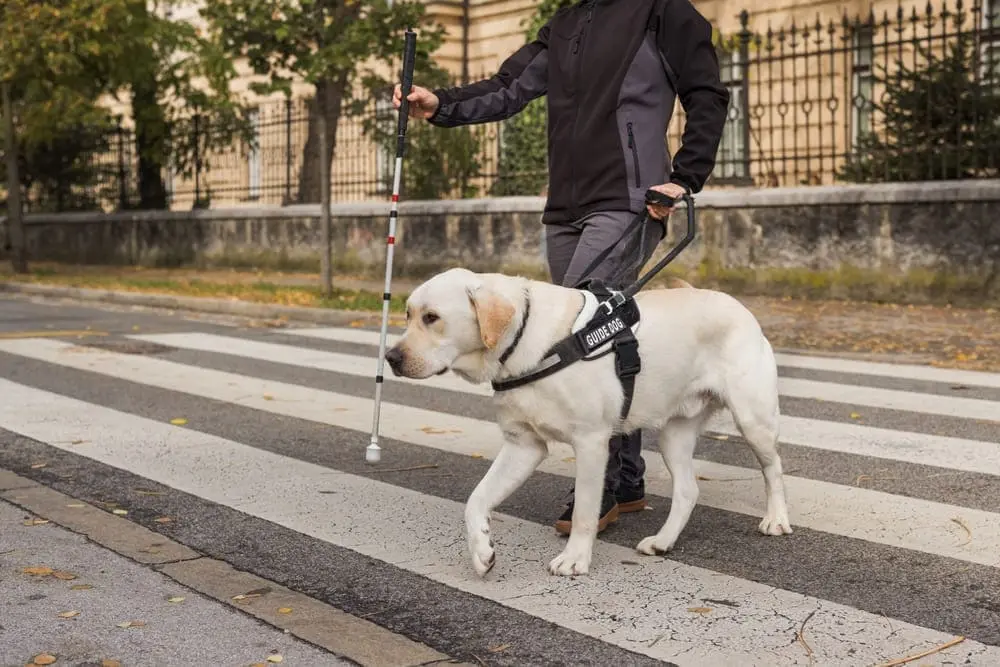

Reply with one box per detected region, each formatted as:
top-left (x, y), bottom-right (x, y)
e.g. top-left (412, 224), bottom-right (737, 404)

top-left (568, 2), bottom-right (595, 219)
top-left (627, 122), bottom-right (641, 188)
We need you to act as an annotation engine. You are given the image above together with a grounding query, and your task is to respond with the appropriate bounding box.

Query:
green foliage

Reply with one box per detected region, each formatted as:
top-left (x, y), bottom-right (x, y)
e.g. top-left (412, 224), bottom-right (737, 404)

top-left (839, 34), bottom-right (1000, 183)
top-left (490, 0), bottom-right (574, 196)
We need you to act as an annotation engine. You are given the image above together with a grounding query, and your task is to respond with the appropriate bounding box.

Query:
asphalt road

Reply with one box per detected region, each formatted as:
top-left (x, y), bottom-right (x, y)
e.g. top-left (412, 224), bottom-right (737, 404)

top-left (1, 293), bottom-right (999, 667)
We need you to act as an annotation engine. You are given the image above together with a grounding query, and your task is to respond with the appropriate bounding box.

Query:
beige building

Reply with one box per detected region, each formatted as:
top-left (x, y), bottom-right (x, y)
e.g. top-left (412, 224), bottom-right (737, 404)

top-left (94, 0), bottom-right (999, 210)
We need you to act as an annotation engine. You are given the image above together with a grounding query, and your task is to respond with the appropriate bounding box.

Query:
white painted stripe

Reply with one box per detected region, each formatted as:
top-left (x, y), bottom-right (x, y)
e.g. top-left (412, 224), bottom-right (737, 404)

top-left (131, 332), bottom-right (1000, 475)
top-left (3, 338), bottom-right (999, 569)
top-left (2, 379), bottom-right (996, 667)
top-left (778, 376), bottom-right (998, 422)
top-left (285, 325), bottom-right (1000, 390)
top-left (775, 351), bottom-right (1000, 389)
top-left (130, 332), bottom-right (493, 397)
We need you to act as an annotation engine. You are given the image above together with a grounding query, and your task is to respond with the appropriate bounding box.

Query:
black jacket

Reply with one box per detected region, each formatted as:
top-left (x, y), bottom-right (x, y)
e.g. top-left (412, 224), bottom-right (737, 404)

top-left (428, 0), bottom-right (730, 224)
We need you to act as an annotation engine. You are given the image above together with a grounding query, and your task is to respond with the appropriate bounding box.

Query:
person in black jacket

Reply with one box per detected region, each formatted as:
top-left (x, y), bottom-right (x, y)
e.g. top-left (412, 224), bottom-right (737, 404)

top-left (395, 0), bottom-right (730, 536)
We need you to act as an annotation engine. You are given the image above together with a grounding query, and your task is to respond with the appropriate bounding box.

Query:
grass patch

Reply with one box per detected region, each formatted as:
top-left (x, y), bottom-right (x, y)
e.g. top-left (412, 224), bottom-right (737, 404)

top-left (0, 268), bottom-right (407, 313)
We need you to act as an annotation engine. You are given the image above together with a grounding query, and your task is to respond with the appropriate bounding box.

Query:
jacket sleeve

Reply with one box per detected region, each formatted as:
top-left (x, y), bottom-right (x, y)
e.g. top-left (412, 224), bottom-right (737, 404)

top-left (428, 24), bottom-right (550, 128)
top-left (656, 0), bottom-right (731, 194)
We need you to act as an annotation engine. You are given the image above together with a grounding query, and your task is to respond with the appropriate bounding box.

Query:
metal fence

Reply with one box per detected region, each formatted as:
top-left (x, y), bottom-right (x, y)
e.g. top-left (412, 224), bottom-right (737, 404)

top-left (19, 0), bottom-right (1000, 213)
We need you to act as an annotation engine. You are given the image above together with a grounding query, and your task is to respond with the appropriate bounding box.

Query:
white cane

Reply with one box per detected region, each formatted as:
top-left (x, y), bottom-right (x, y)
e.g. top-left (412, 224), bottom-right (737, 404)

top-left (367, 27), bottom-right (417, 464)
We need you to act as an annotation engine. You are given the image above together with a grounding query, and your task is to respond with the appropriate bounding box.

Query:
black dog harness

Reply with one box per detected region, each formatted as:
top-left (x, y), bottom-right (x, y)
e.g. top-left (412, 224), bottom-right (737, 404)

top-left (488, 189), bottom-right (696, 424)
top-left (491, 279), bottom-right (642, 422)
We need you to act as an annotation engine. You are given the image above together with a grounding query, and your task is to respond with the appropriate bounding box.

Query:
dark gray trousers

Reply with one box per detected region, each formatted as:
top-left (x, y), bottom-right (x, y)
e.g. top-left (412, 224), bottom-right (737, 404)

top-left (544, 209), bottom-right (664, 495)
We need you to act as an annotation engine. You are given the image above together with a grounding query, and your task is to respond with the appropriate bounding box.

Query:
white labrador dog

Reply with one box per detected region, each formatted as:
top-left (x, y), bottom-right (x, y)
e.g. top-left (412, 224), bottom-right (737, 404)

top-left (385, 267), bottom-right (792, 577)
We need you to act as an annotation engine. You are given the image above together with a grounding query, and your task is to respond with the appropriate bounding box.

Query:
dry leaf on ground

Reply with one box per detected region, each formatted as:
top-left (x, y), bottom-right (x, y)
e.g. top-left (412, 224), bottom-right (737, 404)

top-left (101, 660), bottom-right (122, 667)
top-left (57, 610), bottom-right (80, 619)
top-left (687, 607), bottom-right (713, 614)
top-left (154, 516), bottom-right (173, 523)
top-left (112, 509), bottom-right (128, 516)
top-left (849, 412), bottom-right (862, 420)
top-left (266, 656), bottom-right (283, 663)
top-left (52, 571), bottom-right (77, 581)
top-left (169, 418), bottom-right (188, 426)
top-left (488, 644), bottom-right (511, 653)
top-left (117, 620), bottom-right (146, 629)
top-left (23, 566), bottom-right (54, 576)
top-left (277, 607), bottom-right (292, 614)
top-left (66, 504), bottom-right (85, 508)
top-left (31, 654), bottom-right (57, 665)
top-left (70, 584), bottom-right (93, 591)
top-left (167, 596), bottom-right (185, 603)
top-left (23, 518), bottom-right (50, 526)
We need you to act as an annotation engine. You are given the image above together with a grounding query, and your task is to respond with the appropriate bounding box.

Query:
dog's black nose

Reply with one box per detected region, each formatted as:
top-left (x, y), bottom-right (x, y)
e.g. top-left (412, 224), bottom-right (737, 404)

top-left (385, 347), bottom-right (403, 370)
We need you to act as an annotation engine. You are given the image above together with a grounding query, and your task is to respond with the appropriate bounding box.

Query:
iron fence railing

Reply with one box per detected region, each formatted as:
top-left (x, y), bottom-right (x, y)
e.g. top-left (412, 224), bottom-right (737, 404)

top-left (16, 0), bottom-right (1000, 213)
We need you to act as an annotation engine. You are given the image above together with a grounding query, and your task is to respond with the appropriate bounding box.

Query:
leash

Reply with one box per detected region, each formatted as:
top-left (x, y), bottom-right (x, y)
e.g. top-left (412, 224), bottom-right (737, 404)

top-left (368, 28), bottom-right (417, 465)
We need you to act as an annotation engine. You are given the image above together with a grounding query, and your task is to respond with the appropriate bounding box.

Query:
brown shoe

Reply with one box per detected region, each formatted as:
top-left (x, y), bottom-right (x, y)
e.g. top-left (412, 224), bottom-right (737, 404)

top-left (554, 491), bottom-right (619, 536)
top-left (616, 483), bottom-right (647, 513)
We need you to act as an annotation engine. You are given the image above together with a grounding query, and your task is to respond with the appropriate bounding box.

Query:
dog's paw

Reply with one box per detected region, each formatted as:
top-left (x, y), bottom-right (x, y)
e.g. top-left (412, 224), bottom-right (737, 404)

top-left (636, 534), bottom-right (676, 555)
top-left (548, 548), bottom-right (591, 576)
top-left (468, 525), bottom-right (496, 577)
top-left (758, 511), bottom-right (793, 536)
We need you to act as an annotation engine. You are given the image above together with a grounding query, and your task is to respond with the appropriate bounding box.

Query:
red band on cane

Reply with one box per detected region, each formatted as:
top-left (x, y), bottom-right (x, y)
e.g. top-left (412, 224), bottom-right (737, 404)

top-left (391, 194), bottom-right (399, 202)
top-left (387, 236), bottom-right (396, 245)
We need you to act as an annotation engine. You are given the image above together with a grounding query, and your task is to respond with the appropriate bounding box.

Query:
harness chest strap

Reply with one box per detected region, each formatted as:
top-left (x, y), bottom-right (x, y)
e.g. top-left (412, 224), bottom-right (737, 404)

top-left (491, 288), bottom-right (642, 421)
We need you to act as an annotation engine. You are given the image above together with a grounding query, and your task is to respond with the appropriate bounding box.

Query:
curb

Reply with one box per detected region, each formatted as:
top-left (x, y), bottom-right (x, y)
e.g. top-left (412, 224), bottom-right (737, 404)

top-left (0, 281), bottom-right (388, 326)
top-left (1, 468), bottom-right (464, 667)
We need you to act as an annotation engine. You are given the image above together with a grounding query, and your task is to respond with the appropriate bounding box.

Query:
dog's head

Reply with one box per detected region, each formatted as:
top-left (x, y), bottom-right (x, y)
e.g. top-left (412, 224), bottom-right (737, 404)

top-left (385, 268), bottom-right (523, 383)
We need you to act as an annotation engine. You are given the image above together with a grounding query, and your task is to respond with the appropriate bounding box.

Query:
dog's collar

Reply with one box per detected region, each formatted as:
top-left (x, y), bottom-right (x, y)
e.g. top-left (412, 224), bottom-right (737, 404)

top-left (496, 292), bottom-right (530, 368)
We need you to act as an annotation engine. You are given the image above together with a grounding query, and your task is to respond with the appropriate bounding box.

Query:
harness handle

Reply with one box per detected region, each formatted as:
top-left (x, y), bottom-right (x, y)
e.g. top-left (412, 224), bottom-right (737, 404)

top-left (622, 191), bottom-right (696, 298)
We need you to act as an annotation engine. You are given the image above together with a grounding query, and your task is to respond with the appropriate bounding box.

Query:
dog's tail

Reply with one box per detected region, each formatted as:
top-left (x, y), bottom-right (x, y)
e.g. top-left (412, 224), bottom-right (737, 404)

top-left (665, 277), bottom-right (694, 289)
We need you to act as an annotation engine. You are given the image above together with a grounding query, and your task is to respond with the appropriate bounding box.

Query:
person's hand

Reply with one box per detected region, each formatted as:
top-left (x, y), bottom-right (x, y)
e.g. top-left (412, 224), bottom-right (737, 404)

top-left (393, 83), bottom-right (440, 119)
top-left (646, 182), bottom-right (688, 220)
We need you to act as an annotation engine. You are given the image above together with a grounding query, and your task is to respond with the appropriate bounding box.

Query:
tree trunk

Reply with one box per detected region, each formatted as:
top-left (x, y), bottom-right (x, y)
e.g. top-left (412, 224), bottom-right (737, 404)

top-left (297, 77), bottom-right (346, 204)
top-left (131, 74), bottom-right (169, 210)
top-left (2, 81), bottom-right (27, 273)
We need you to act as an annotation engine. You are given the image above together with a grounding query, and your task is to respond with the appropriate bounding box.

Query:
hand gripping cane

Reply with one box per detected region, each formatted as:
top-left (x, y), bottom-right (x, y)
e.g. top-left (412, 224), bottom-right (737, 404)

top-left (368, 29), bottom-right (417, 464)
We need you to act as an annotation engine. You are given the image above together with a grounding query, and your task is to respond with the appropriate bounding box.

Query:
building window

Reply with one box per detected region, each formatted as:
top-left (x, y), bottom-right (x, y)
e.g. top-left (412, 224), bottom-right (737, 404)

top-left (246, 108), bottom-right (261, 200)
top-left (851, 25), bottom-right (875, 150)
top-left (714, 49), bottom-right (748, 180)
top-left (374, 92), bottom-right (395, 194)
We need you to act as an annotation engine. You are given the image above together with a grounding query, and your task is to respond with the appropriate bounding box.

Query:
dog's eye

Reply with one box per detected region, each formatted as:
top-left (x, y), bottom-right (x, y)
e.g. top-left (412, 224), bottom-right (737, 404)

top-left (422, 312), bottom-right (439, 326)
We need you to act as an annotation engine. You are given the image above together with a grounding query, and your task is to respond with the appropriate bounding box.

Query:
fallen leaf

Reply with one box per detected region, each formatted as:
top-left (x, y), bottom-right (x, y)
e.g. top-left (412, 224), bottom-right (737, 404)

top-left (266, 656), bottom-right (283, 663)
top-left (132, 325), bottom-right (140, 331)
top-left (705, 433), bottom-right (730, 441)
top-left (57, 610), bottom-right (81, 618)
top-left (31, 462), bottom-right (48, 469)
top-left (112, 509), bottom-right (128, 516)
top-left (70, 584), bottom-right (93, 591)
top-left (66, 504), bottom-right (85, 508)
top-left (31, 654), bottom-right (57, 665)
top-left (52, 571), bottom-right (77, 581)
top-left (117, 620), bottom-right (146, 629)
top-left (154, 517), bottom-right (173, 523)
top-left (170, 418), bottom-right (188, 426)
top-left (233, 587), bottom-right (271, 602)
top-left (488, 644), bottom-right (511, 653)
top-left (250, 664), bottom-right (267, 667)
top-left (101, 660), bottom-right (122, 667)
top-left (23, 566), bottom-right (54, 576)
top-left (562, 457), bottom-right (575, 463)
top-left (133, 489), bottom-right (164, 496)
top-left (470, 453), bottom-right (484, 459)
top-left (849, 412), bottom-right (862, 420)
top-left (70, 439), bottom-right (85, 445)
top-left (167, 596), bottom-right (185, 603)
top-left (419, 426), bottom-right (448, 434)
top-left (277, 607), bottom-right (292, 614)
top-left (687, 607), bottom-right (713, 614)
top-left (23, 518), bottom-right (50, 526)
top-left (263, 394), bottom-right (274, 401)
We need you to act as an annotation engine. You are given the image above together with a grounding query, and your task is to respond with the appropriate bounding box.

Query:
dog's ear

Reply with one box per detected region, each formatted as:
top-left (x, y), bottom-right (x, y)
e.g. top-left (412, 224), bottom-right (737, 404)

top-left (466, 284), bottom-right (516, 350)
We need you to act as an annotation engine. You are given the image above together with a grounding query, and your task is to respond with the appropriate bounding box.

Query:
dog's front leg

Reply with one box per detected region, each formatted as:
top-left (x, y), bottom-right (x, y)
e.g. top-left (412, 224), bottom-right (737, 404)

top-left (549, 429), bottom-right (612, 576)
top-left (465, 427), bottom-right (547, 577)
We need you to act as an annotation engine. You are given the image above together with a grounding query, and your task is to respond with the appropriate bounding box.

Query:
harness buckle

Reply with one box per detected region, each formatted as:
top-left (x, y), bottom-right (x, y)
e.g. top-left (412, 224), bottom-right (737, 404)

top-left (613, 333), bottom-right (641, 378)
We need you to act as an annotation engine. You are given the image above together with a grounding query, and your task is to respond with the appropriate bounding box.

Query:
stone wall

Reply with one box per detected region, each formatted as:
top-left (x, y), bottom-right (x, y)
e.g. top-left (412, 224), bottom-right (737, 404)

top-left (3, 180), bottom-right (999, 303)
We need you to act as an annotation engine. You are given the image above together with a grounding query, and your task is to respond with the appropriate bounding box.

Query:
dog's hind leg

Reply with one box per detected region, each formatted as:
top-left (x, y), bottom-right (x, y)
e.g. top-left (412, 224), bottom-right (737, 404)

top-left (636, 411), bottom-right (710, 555)
top-left (725, 358), bottom-right (793, 537)
top-left (465, 428), bottom-right (547, 577)
top-left (549, 427), bottom-right (613, 576)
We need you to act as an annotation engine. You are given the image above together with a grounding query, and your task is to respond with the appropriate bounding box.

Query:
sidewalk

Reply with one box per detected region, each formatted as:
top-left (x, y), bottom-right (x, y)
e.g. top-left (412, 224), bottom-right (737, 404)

top-left (0, 470), bottom-right (455, 667)
top-left (1, 264), bottom-right (997, 371)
